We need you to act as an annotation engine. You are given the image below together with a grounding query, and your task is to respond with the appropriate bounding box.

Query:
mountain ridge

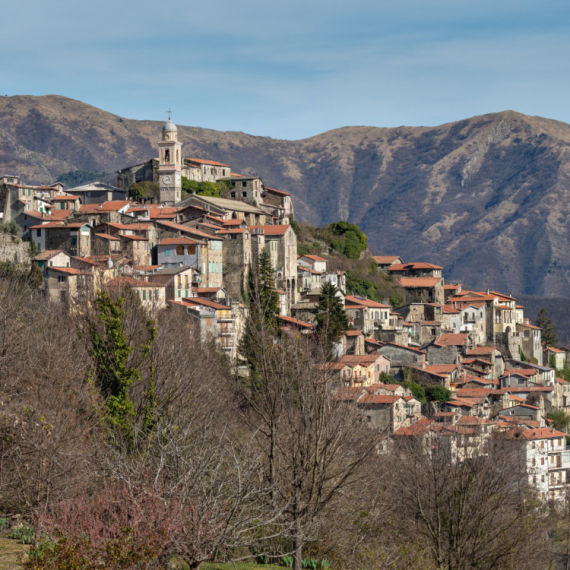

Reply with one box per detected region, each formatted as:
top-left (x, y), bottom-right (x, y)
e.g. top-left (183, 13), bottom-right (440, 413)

top-left (1, 95), bottom-right (570, 299)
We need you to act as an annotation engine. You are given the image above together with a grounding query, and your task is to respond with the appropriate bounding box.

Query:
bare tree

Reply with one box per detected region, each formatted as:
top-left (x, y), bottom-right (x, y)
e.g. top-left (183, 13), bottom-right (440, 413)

top-left (387, 432), bottom-right (548, 570)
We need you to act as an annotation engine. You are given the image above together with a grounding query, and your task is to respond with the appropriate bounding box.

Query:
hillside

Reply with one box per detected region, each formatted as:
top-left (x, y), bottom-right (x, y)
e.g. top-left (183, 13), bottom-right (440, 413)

top-left (2, 95), bottom-right (570, 298)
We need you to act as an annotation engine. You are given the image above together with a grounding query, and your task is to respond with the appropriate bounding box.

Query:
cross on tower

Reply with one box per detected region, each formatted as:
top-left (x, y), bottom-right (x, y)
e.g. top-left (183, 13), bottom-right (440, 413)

top-left (167, 108), bottom-right (172, 120)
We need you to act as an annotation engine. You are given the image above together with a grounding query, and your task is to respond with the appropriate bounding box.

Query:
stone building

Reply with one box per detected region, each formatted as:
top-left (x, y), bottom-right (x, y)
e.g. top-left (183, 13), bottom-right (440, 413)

top-left (218, 227), bottom-right (252, 304)
top-left (157, 119), bottom-right (182, 205)
top-left (249, 224), bottom-right (298, 313)
top-left (30, 222), bottom-right (92, 256)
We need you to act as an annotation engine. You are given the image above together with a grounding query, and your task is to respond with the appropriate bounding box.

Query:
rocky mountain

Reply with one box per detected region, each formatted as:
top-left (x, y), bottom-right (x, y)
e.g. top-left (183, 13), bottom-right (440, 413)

top-left (2, 95), bottom-right (570, 299)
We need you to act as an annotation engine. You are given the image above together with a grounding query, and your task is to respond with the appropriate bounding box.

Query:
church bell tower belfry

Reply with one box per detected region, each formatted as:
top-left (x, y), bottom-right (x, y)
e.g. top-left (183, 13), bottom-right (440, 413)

top-left (158, 114), bottom-right (182, 205)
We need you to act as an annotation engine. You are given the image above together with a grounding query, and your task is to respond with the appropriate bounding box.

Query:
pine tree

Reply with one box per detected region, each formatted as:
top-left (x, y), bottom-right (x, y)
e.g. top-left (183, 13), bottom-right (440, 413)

top-left (316, 281), bottom-right (349, 346)
top-left (535, 308), bottom-right (558, 349)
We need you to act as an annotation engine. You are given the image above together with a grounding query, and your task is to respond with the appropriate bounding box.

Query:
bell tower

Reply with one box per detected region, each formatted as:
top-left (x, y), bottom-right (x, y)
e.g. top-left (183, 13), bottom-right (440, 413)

top-left (158, 112), bottom-right (182, 205)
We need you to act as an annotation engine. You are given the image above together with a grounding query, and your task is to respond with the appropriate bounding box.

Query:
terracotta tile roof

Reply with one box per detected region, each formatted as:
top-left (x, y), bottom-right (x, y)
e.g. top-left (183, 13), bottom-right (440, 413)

top-left (519, 427), bottom-right (568, 440)
top-left (29, 222), bottom-right (88, 229)
top-left (277, 315), bottom-right (315, 328)
top-left (365, 337), bottom-right (384, 345)
top-left (445, 398), bottom-right (474, 408)
top-left (358, 394), bottom-right (401, 405)
top-left (217, 228), bottom-right (247, 235)
top-left (509, 394), bottom-right (526, 402)
top-left (343, 330), bottom-right (363, 337)
top-left (321, 362), bottom-right (348, 371)
top-left (518, 322), bottom-right (541, 330)
top-left (491, 386), bottom-right (553, 394)
top-left (156, 220), bottom-right (217, 240)
top-left (334, 387), bottom-right (363, 401)
top-left (456, 388), bottom-right (493, 398)
top-left (83, 255), bottom-right (131, 266)
top-left (466, 347), bottom-right (500, 356)
top-left (340, 354), bottom-right (384, 364)
top-left (121, 235), bottom-right (147, 241)
top-left (247, 224), bottom-right (290, 236)
top-left (195, 287), bottom-right (221, 293)
top-left (393, 418), bottom-right (433, 436)
top-left (50, 209), bottom-right (74, 220)
top-left (389, 262), bottom-right (443, 271)
top-left (548, 347), bottom-right (566, 353)
top-left (384, 342), bottom-right (426, 354)
top-left (372, 255), bottom-right (401, 264)
top-left (365, 383), bottom-right (401, 393)
top-left (185, 158), bottom-right (230, 167)
top-left (456, 415), bottom-right (494, 425)
top-left (95, 233), bottom-right (120, 241)
top-left (433, 412), bottom-right (457, 418)
top-left (489, 290), bottom-right (516, 301)
top-left (134, 265), bottom-right (161, 271)
top-left (399, 277), bottom-right (441, 288)
top-left (442, 305), bottom-right (461, 314)
top-left (503, 368), bottom-right (536, 377)
top-left (556, 377), bottom-right (570, 385)
top-left (32, 249), bottom-right (65, 260)
top-left (48, 266), bottom-right (86, 275)
top-left (345, 295), bottom-right (390, 309)
top-left (106, 222), bottom-right (154, 230)
top-left (222, 219), bottom-right (246, 226)
top-left (264, 186), bottom-right (291, 196)
top-left (444, 283), bottom-right (462, 290)
top-left (52, 195), bottom-right (80, 200)
top-left (433, 333), bottom-right (468, 347)
top-left (300, 254), bottom-right (327, 262)
top-left (182, 297), bottom-right (231, 310)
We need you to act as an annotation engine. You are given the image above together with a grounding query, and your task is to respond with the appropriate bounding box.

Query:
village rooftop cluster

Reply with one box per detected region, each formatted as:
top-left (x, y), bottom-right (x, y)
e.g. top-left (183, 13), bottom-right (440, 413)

top-left (0, 119), bottom-right (568, 503)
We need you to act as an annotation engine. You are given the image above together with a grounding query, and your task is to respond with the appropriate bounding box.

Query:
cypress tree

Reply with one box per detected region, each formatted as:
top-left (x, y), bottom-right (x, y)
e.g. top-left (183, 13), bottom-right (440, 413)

top-left (316, 281), bottom-right (349, 346)
top-left (535, 308), bottom-right (558, 349)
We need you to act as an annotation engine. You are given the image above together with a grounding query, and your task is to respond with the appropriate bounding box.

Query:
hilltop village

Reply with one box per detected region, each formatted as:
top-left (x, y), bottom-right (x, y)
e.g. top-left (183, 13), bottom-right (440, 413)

top-left (1, 118), bottom-right (569, 504)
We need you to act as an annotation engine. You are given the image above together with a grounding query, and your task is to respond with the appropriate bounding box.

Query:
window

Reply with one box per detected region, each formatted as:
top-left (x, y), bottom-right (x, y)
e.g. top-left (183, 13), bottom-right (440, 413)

top-left (242, 192), bottom-right (247, 197)
top-left (367, 416), bottom-right (371, 423)
top-left (242, 182), bottom-right (246, 187)
top-left (541, 441), bottom-right (544, 448)
top-left (532, 458), bottom-right (536, 466)
top-left (155, 290), bottom-right (158, 300)
top-left (165, 249), bottom-right (170, 257)
top-left (187, 245), bottom-right (196, 255)
top-left (231, 192), bottom-right (236, 198)
top-left (176, 245), bottom-right (184, 256)
top-left (541, 457), bottom-right (545, 465)
top-left (142, 290), bottom-right (146, 301)
top-left (532, 442), bottom-right (536, 449)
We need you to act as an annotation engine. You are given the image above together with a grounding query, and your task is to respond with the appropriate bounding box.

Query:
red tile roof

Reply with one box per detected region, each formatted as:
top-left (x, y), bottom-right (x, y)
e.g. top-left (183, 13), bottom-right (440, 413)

top-left (53, 195), bottom-right (80, 200)
top-left (217, 228), bottom-right (247, 235)
top-left (372, 255), bottom-right (401, 264)
top-left (247, 224), bottom-right (290, 236)
top-left (156, 220), bottom-right (217, 240)
top-left (345, 295), bottom-right (390, 309)
top-left (32, 249), bottom-right (65, 260)
top-left (344, 330), bottom-right (363, 337)
top-left (95, 233), bottom-right (120, 241)
top-left (384, 342), bottom-right (426, 354)
top-left (182, 297), bottom-right (231, 310)
top-left (185, 158), bottom-right (230, 167)
top-left (334, 387), bottom-right (363, 401)
top-left (358, 394), bottom-right (401, 405)
top-left (424, 364), bottom-right (460, 374)
top-left (399, 277), bottom-right (441, 287)
top-left (264, 186), bottom-right (291, 196)
top-left (48, 266), bottom-right (87, 275)
top-left (300, 254), bottom-right (327, 262)
top-left (277, 315), bottom-right (315, 329)
top-left (433, 333), bottom-right (468, 348)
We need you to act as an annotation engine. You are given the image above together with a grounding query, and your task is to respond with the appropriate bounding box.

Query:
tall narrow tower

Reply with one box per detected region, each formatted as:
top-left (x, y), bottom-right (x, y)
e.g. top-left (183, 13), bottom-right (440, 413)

top-left (158, 118), bottom-right (182, 204)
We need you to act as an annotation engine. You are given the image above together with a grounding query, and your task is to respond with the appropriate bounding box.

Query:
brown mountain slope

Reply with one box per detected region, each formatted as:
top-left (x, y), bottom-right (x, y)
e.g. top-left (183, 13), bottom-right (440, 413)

top-left (1, 95), bottom-right (570, 297)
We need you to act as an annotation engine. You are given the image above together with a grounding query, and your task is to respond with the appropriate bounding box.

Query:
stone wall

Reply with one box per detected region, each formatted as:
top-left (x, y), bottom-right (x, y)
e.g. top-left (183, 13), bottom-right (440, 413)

top-left (0, 232), bottom-right (30, 265)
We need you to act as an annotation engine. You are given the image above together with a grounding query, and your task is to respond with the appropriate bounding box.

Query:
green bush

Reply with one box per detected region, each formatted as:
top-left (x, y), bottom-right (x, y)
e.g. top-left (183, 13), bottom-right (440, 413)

top-left (9, 523), bottom-right (35, 544)
top-left (0, 221), bottom-right (18, 235)
top-left (0, 518), bottom-right (9, 529)
top-left (328, 221), bottom-right (367, 259)
top-left (280, 556), bottom-right (294, 567)
top-left (426, 386), bottom-right (452, 402)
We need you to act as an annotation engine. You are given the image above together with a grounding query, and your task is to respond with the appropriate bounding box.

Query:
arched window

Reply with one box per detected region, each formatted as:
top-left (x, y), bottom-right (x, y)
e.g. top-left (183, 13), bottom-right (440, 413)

top-left (165, 149), bottom-right (170, 164)
top-left (176, 245), bottom-right (184, 256)
top-left (187, 245), bottom-right (196, 255)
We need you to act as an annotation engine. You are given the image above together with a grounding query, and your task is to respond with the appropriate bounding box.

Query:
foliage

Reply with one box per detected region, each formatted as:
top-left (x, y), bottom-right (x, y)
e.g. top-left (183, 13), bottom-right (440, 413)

top-left (378, 372), bottom-right (398, 384)
top-left (28, 262), bottom-right (44, 289)
top-left (85, 291), bottom-right (156, 436)
top-left (289, 216), bottom-right (301, 238)
top-left (129, 181), bottom-right (158, 201)
top-left (390, 292), bottom-right (404, 309)
top-left (328, 221), bottom-right (367, 259)
top-left (426, 386), bottom-right (452, 402)
top-left (9, 524), bottom-right (35, 544)
top-left (408, 382), bottom-right (427, 404)
top-left (562, 360), bottom-right (570, 383)
top-left (28, 239), bottom-right (38, 258)
top-left (547, 409), bottom-right (570, 431)
top-left (182, 177), bottom-right (225, 197)
top-left (56, 169), bottom-right (109, 188)
top-left (536, 307), bottom-right (558, 348)
top-left (520, 346), bottom-right (528, 362)
top-left (0, 220), bottom-right (18, 235)
top-left (315, 282), bottom-right (348, 346)
top-left (0, 517), bottom-right (9, 529)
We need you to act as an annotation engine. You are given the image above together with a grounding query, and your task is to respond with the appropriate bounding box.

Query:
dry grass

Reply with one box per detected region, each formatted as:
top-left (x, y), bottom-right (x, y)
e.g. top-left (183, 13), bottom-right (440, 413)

top-left (0, 536), bottom-right (28, 570)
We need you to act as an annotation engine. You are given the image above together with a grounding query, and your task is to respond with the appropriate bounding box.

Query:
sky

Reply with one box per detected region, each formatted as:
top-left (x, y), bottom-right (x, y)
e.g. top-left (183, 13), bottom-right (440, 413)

top-left (3, 0), bottom-right (570, 140)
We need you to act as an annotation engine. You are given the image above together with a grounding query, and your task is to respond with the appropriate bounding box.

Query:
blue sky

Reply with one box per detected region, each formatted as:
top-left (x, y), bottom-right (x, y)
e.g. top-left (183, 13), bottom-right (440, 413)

top-left (3, 0), bottom-right (570, 139)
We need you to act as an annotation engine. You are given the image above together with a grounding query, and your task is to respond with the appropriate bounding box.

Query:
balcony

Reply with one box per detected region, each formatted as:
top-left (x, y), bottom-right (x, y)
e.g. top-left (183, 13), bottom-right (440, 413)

top-left (218, 315), bottom-right (235, 322)
top-left (220, 329), bottom-right (234, 336)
